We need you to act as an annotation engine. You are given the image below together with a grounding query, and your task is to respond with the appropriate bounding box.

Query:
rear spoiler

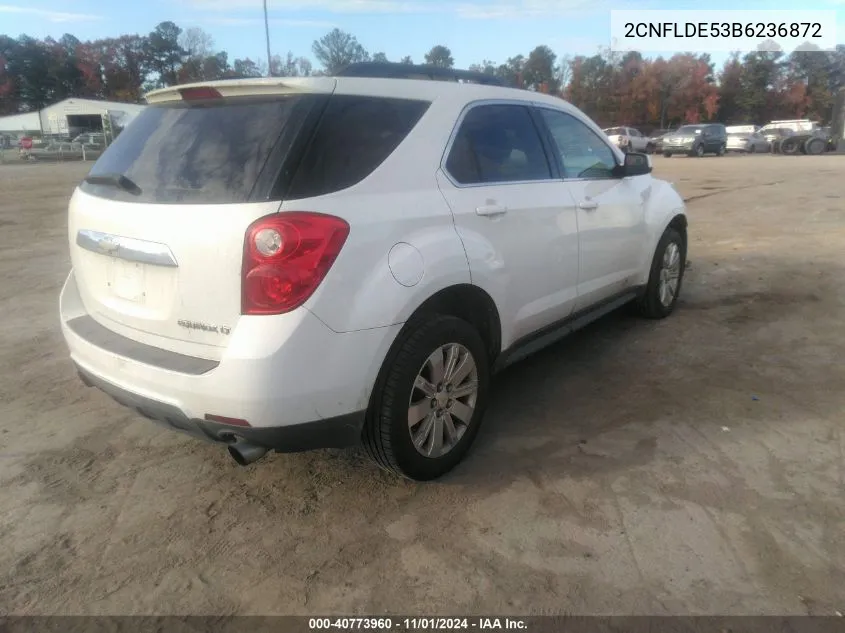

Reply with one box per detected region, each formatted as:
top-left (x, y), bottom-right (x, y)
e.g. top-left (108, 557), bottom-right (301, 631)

top-left (144, 77), bottom-right (337, 105)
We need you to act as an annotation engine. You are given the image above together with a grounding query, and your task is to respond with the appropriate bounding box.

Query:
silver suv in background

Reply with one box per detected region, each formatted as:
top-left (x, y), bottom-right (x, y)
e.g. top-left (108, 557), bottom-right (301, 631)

top-left (603, 127), bottom-right (651, 153)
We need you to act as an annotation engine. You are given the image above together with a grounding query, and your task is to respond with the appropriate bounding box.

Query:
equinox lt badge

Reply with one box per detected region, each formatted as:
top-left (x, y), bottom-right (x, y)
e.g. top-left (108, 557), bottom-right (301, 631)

top-left (177, 320), bottom-right (231, 335)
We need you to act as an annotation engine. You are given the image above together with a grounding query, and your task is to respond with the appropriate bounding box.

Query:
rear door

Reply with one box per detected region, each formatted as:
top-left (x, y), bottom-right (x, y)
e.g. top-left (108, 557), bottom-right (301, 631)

top-left (436, 102), bottom-right (580, 346)
top-left (68, 87), bottom-right (332, 359)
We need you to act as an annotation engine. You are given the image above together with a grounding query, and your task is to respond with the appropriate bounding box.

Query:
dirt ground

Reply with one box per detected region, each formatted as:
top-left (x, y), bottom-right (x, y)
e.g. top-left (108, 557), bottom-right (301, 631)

top-left (1, 154), bottom-right (843, 616)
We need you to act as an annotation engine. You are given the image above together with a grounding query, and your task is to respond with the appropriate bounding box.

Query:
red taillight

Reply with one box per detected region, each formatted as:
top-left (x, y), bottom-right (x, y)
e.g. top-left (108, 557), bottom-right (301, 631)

top-left (179, 86), bottom-right (222, 101)
top-left (241, 212), bottom-right (350, 316)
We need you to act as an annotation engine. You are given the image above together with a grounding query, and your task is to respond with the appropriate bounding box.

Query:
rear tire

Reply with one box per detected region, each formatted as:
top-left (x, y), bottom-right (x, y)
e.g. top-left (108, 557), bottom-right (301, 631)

top-left (717, 144), bottom-right (726, 156)
top-left (690, 144), bottom-right (705, 158)
top-left (362, 315), bottom-right (490, 481)
top-left (663, 152), bottom-right (672, 158)
top-left (637, 227), bottom-right (686, 319)
top-left (748, 144), bottom-right (756, 154)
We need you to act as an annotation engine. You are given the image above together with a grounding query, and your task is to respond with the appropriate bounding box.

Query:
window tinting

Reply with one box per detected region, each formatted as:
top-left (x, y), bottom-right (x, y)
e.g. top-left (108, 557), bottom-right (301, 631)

top-left (81, 96), bottom-right (319, 204)
top-left (286, 95), bottom-right (430, 199)
top-left (540, 109), bottom-right (618, 180)
top-left (445, 104), bottom-right (551, 185)
top-left (604, 127), bottom-right (625, 135)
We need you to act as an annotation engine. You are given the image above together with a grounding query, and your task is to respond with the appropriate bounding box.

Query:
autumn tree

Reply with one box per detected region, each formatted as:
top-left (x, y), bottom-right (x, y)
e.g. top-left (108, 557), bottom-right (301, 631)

top-left (5, 36), bottom-right (53, 110)
top-left (716, 55), bottom-right (745, 123)
top-left (468, 59), bottom-right (497, 75)
top-left (270, 52), bottom-right (312, 77)
top-left (312, 28), bottom-right (369, 75)
top-left (738, 51), bottom-right (785, 124)
top-left (0, 35), bottom-right (19, 114)
top-left (523, 45), bottom-right (558, 93)
top-left (424, 45), bottom-right (454, 68)
top-left (495, 55), bottom-right (526, 87)
top-left (144, 21), bottom-right (185, 88)
top-left (232, 58), bottom-right (263, 78)
top-left (179, 27), bottom-right (214, 59)
top-left (787, 51), bottom-right (834, 121)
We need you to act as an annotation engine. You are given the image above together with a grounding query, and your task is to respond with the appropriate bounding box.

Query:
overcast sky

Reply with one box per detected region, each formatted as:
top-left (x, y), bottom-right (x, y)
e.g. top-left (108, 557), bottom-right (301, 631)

top-left (1, 0), bottom-right (842, 72)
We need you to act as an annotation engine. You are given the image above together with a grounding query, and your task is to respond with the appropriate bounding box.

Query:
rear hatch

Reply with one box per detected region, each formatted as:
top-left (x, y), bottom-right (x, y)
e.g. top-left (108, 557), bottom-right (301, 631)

top-left (68, 79), bottom-right (335, 359)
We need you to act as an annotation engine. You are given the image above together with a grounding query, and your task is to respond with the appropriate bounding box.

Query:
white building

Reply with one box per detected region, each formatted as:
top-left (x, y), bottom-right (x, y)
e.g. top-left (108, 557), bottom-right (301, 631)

top-left (0, 98), bottom-right (146, 137)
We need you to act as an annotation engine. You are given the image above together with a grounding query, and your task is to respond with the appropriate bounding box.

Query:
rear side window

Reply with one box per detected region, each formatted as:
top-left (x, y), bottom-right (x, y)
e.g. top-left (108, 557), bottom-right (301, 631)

top-left (445, 104), bottom-right (552, 185)
top-left (80, 95), bottom-right (321, 204)
top-left (285, 95), bottom-right (430, 200)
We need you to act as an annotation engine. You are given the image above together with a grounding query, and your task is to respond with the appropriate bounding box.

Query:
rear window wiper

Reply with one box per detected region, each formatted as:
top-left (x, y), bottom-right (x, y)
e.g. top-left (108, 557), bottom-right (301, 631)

top-left (84, 173), bottom-right (142, 196)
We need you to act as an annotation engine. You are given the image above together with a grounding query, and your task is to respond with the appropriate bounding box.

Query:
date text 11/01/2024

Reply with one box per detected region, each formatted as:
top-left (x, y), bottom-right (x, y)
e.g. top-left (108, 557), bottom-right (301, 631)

top-left (308, 618), bottom-right (527, 630)
top-left (623, 21), bottom-right (823, 39)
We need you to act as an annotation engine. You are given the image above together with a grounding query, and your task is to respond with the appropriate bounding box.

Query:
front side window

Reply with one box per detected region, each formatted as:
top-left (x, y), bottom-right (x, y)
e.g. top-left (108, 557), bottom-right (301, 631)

top-left (539, 109), bottom-right (618, 180)
top-left (445, 104), bottom-right (552, 185)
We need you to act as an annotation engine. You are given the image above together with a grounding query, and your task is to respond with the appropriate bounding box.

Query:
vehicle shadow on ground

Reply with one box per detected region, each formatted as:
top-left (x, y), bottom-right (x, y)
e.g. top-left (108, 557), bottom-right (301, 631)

top-left (439, 253), bottom-right (845, 487)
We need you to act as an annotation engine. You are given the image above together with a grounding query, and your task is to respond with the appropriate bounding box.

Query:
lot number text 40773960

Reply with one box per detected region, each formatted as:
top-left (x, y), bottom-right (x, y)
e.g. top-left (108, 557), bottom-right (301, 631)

top-left (307, 618), bottom-right (528, 630)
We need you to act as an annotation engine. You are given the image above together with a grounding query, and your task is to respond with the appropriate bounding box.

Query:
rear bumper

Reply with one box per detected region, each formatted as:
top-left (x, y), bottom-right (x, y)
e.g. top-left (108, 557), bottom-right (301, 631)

top-left (60, 269), bottom-right (401, 445)
top-left (75, 364), bottom-right (365, 452)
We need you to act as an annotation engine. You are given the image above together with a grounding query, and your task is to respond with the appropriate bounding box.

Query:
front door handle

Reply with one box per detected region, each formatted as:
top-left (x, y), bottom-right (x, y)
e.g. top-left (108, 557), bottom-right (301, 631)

top-left (578, 199), bottom-right (599, 211)
top-left (476, 204), bottom-right (508, 217)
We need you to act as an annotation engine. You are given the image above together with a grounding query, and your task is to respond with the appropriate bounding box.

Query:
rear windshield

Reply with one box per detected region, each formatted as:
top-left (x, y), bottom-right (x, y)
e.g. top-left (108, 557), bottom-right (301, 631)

top-left (80, 95), bottom-right (322, 204)
top-left (604, 128), bottom-right (625, 135)
top-left (80, 93), bottom-right (430, 204)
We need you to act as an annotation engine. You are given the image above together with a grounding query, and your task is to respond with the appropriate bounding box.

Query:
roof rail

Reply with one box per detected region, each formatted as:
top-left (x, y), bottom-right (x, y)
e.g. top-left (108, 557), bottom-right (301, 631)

top-left (335, 62), bottom-right (505, 87)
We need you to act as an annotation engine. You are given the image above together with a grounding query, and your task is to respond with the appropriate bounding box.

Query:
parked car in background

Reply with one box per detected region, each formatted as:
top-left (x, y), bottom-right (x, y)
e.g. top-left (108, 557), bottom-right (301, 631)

top-left (726, 130), bottom-right (770, 154)
top-left (603, 126), bottom-right (651, 152)
top-left (761, 127), bottom-right (794, 145)
top-left (60, 64), bottom-right (689, 481)
top-left (22, 141), bottom-right (86, 161)
top-left (661, 123), bottom-right (727, 157)
top-left (649, 128), bottom-right (675, 154)
top-left (725, 124), bottom-right (760, 135)
top-left (72, 132), bottom-right (106, 147)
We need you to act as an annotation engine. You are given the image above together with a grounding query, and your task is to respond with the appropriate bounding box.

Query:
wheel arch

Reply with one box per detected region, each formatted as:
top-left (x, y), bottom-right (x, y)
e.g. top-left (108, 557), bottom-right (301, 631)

top-left (399, 283), bottom-right (502, 365)
top-left (362, 283), bottom-right (502, 436)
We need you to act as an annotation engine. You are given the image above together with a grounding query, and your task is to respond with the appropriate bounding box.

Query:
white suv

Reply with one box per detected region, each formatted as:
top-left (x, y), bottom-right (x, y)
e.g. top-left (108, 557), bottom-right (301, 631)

top-left (59, 64), bottom-right (688, 481)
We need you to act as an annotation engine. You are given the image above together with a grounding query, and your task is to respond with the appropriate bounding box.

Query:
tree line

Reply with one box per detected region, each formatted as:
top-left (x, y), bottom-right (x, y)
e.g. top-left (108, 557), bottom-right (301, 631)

top-left (1, 22), bottom-right (843, 130)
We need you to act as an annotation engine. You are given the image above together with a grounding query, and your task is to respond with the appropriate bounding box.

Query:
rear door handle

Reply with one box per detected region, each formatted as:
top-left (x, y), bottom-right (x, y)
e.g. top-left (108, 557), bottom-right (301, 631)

top-left (476, 204), bottom-right (508, 217)
top-left (578, 200), bottom-right (599, 211)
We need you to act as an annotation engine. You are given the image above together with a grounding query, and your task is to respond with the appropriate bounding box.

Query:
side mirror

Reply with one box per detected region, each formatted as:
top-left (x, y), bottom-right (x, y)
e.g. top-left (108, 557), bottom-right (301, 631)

top-left (620, 152), bottom-right (651, 177)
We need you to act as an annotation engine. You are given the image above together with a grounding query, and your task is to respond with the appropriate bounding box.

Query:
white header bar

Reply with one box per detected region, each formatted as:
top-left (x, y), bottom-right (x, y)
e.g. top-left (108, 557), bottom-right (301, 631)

top-left (610, 10), bottom-right (838, 53)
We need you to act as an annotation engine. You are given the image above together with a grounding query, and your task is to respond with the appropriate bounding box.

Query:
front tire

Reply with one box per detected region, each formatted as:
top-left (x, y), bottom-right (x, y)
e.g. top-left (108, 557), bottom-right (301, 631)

top-left (637, 227), bottom-right (686, 319)
top-left (363, 315), bottom-right (490, 481)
